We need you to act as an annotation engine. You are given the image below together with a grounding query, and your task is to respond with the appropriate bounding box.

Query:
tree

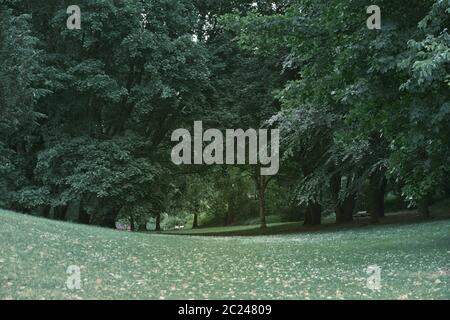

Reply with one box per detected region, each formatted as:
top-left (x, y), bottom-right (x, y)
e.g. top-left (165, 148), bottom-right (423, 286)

top-left (1, 0), bottom-right (211, 227)
top-left (223, 0), bottom-right (448, 225)
top-left (0, 7), bottom-right (48, 211)
top-left (392, 0), bottom-right (450, 217)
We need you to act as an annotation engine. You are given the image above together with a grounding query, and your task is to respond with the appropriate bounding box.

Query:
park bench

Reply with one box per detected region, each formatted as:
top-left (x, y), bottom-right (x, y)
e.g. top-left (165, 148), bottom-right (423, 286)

top-left (174, 225), bottom-right (185, 230)
top-left (354, 211), bottom-right (371, 221)
top-left (115, 222), bottom-right (131, 231)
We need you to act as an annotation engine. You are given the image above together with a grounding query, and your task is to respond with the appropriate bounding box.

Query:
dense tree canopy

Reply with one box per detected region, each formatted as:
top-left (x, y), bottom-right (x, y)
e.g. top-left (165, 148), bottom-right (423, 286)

top-left (0, 0), bottom-right (448, 229)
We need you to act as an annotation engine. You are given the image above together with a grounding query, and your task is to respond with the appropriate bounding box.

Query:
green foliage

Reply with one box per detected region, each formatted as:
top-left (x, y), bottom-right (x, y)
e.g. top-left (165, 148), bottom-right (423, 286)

top-left (226, 0), bottom-right (450, 214)
top-left (0, 0), bottom-right (448, 227)
top-left (391, 0), bottom-right (450, 204)
top-left (0, 0), bottom-right (212, 225)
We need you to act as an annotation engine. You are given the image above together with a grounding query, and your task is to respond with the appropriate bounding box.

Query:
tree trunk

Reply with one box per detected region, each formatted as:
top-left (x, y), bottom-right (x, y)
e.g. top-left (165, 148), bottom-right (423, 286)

top-left (225, 195), bottom-right (235, 226)
top-left (78, 200), bottom-right (90, 224)
top-left (368, 172), bottom-right (386, 223)
top-left (55, 205), bottom-right (68, 221)
top-left (259, 175), bottom-right (267, 229)
top-left (130, 215), bottom-right (135, 231)
top-left (379, 176), bottom-right (387, 218)
top-left (78, 206), bottom-right (90, 224)
top-left (89, 211), bottom-right (96, 225)
top-left (138, 222), bottom-right (147, 231)
top-left (41, 205), bottom-right (51, 218)
top-left (192, 212), bottom-right (199, 229)
top-left (331, 174), bottom-right (355, 223)
top-left (304, 203), bottom-right (321, 226)
top-left (335, 194), bottom-right (356, 224)
top-left (155, 212), bottom-right (161, 231)
top-left (418, 197), bottom-right (431, 218)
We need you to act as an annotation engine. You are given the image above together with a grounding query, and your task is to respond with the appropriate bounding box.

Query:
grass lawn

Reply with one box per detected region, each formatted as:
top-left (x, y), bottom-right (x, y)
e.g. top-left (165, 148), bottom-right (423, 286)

top-left (0, 209), bottom-right (449, 299)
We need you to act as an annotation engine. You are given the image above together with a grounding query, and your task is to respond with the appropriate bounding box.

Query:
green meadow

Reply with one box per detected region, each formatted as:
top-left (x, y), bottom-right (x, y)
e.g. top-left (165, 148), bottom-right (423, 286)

top-left (1, 209), bottom-right (448, 300)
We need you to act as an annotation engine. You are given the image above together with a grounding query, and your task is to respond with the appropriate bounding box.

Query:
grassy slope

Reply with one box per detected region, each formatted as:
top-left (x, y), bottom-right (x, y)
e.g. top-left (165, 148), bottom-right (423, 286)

top-left (0, 209), bottom-right (449, 299)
